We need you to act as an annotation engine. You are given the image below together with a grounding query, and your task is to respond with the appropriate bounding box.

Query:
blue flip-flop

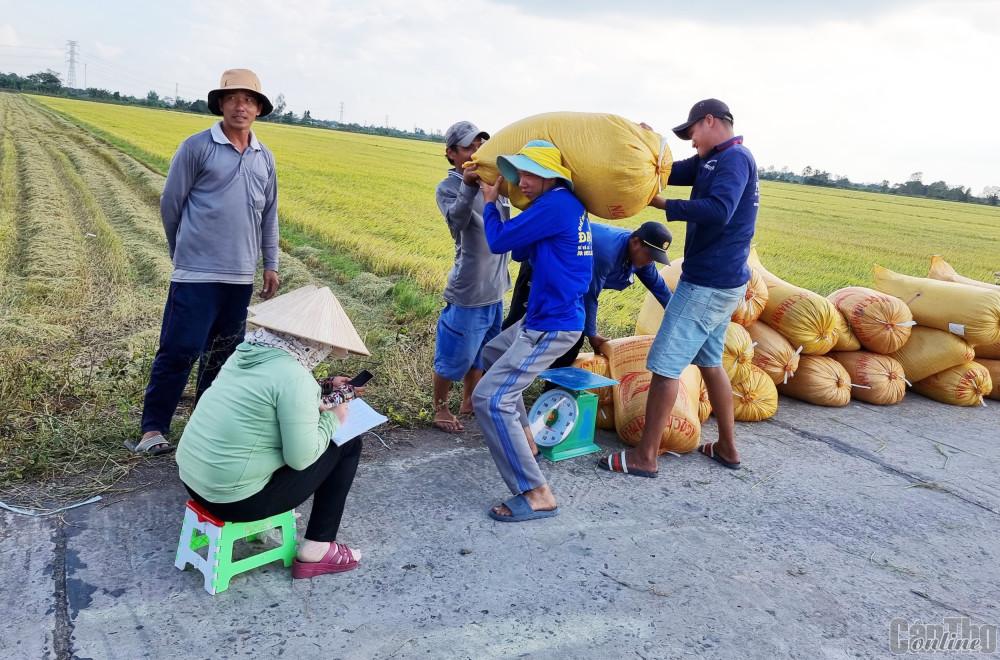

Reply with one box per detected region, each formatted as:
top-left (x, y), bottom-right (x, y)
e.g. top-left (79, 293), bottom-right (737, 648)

top-left (488, 494), bottom-right (559, 523)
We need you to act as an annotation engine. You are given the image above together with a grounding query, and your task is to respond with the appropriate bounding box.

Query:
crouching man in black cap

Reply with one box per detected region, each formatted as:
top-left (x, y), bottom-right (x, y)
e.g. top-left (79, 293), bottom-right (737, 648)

top-left (600, 98), bottom-right (759, 478)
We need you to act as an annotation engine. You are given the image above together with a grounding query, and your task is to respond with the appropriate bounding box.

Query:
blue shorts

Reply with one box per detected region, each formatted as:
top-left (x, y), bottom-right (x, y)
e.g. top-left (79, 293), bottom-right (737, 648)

top-left (646, 280), bottom-right (748, 379)
top-left (433, 301), bottom-right (504, 381)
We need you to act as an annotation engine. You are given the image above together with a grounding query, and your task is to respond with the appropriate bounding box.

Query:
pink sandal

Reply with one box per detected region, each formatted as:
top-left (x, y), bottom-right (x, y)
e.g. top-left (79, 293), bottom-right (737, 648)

top-left (292, 542), bottom-right (360, 579)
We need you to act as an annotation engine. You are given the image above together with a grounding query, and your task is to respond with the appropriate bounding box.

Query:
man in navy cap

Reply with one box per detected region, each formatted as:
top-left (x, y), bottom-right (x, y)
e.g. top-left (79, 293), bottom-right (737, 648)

top-left (600, 99), bottom-right (759, 478)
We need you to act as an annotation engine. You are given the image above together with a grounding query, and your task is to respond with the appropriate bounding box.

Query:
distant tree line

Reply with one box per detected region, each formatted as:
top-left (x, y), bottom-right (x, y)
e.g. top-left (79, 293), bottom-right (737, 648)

top-left (761, 165), bottom-right (999, 206)
top-left (0, 69), bottom-right (444, 144)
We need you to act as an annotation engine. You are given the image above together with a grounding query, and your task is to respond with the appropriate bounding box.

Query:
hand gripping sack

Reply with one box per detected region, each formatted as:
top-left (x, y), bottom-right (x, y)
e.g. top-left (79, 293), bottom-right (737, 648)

top-left (747, 321), bottom-right (801, 385)
top-left (975, 359), bottom-right (1000, 401)
top-left (927, 256), bottom-right (1000, 291)
top-left (732, 365), bottom-right (779, 421)
top-left (827, 286), bottom-right (914, 355)
top-left (472, 112), bottom-right (672, 219)
top-left (722, 322), bottom-right (755, 384)
top-left (830, 351), bottom-right (906, 405)
top-left (873, 265), bottom-right (1000, 347)
top-left (572, 352), bottom-right (616, 430)
top-left (680, 364), bottom-right (712, 423)
top-left (888, 326), bottom-right (975, 383)
top-left (748, 250), bottom-right (839, 355)
top-left (913, 362), bottom-right (992, 407)
top-left (776, 355), bottom-right (852, 407)
top-left (603, 336), bottom-right (701, 454)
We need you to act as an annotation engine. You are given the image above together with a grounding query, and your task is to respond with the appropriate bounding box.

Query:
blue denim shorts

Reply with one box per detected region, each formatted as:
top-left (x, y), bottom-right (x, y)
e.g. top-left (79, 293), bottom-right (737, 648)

top-left (433, 301), bottom-right (504, 381)
top-left (646, 280), bottom-right (748, 379)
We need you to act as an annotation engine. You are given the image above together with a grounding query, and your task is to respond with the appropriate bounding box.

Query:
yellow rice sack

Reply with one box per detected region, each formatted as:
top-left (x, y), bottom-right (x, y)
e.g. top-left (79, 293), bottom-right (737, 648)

top-left (680, 365), bottom-right (712, 423)
top-left (830, 351), bottom-right (906, 405)
top-left (722, 322), bottom-right (755, 385)
top-left (873, 265), bottom-right (1000, 347)
top-left (975, 359), bottom-right (1000, 401)
top-left (827, 286), bottom-right (914, 355)
top-left (732, 364), bottom-right (779, 421)
top-left (777, 355), bottom-right (852, 407)
top-left (927, 256), bottom-right (1000, 291)
top-left (747, 321), bottom-right (801, 385)
top-left (913, 362), bottom-right (992, 407)
top-left (572, 352), bottom-right (616, 431)
top-left (732, 267), bottom-right (769, 327)
top-left (888, 326), bottom-right (975, 383)
top-left (472, 112), bottom-right (672, 220)
top-left (832, 310), bottom-right (862, 351)
top-left (975, 342), bottom-right (1000, 360)
top-left (603, 336), bottom-right (701, 454)
top-left (750, 250), bottom-right (839, 355)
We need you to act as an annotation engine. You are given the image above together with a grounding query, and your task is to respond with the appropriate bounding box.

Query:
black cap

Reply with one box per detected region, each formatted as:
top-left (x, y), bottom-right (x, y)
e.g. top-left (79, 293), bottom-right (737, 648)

top-left (633, 221), bottom-right (672, 265)
top-left (672, 99), bottom-right (734, 140)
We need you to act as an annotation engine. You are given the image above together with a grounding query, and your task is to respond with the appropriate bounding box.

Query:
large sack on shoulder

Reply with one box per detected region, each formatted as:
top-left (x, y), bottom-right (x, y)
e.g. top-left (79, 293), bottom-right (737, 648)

top-left (832, 310), bottom-right (862, 351)
top-left (750, 249), bottom-right (839, 355)
top-left (888, 326), bottom-right (975, 383)
top-left (723, 322), bottom-right (754, 384)
top-left (777, 355), bottom-right (852, 407)
top-left (747, 321), bottom-right (801, 385)
top-left (604, 336), bottom-right (701, 454)
top-left (830, 351), bottom-right (906, 405)
top-left (913, 362), bottom-right (992, 407)
top-left (927, 256), bottom-right (1000, 291)
top-left (873, 265), bottom-right (1000, 347)
top-left (572, 352), bottom-right (615, 430)
top-left (976, 359), bottom-right (1000, 401)
top-left (634, 259), bottom-right (683, 335)
top-left (733, 365), bottom-right (779, 421)
top-left (680, 365), bottom-right (712, 423)
top-left (827, 286), bottom-right (914, 355)
top-left (732, 266), bottom-right (769, 327)
top-left (472, 112), bottom-right (672, 220)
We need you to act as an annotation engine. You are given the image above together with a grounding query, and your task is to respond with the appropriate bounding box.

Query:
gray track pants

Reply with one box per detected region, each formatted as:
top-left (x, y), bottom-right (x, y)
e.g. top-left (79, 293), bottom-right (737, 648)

top-left (472, 320), bottom-right (582, 495)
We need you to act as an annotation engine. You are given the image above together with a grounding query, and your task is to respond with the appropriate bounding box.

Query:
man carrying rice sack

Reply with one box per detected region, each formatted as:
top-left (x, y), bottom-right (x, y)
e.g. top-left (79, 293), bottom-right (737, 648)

top-left (601, 99), bottom-right (759, 477)
top-left (473, 140), bottom-right (593, 522)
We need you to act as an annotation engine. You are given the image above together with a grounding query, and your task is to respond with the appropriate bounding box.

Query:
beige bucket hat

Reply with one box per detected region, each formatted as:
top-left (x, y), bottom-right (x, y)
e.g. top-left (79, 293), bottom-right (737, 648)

top-left (247, 285), bottom-right (370, 357)
top-left (207, 68), bottom-right (274, 117)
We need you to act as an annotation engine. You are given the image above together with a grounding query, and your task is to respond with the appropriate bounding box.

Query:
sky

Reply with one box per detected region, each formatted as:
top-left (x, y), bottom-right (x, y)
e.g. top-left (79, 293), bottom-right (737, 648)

top-left (2, 0), bottom-right (998, 194)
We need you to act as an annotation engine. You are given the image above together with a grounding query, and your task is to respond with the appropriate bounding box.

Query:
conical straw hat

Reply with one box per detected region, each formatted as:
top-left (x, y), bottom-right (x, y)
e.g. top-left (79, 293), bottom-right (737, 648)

top-left (248, 284), bottom-right (319, 316)
top-left (247, 286), bottom-right (370, 356)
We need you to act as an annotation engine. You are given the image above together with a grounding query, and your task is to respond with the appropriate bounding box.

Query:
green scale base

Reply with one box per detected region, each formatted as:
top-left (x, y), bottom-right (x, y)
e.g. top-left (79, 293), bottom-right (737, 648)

top-left (539, 389), bottom-right (602, 462)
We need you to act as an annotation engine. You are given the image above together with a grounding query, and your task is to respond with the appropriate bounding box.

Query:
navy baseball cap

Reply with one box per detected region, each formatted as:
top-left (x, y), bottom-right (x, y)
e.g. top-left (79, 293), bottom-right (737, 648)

top-left (633, 221), bottom-right (672, 265)
top-left (672, 99), bottom-right (734, 140)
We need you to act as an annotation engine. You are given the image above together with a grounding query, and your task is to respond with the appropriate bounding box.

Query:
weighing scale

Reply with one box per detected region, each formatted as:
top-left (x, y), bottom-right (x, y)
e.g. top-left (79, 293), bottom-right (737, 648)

top-left (528, 367), bottom-right (619, 462)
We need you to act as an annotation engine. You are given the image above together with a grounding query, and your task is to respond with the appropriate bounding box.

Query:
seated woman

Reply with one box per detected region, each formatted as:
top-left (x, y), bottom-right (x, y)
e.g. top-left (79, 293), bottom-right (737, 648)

top-left (176, 285), bottom-right (371, 579)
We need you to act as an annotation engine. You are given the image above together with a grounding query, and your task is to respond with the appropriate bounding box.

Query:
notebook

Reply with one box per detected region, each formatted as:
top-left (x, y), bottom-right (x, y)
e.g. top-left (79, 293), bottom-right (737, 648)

top-left (331, 398), bottom-right (388, 446)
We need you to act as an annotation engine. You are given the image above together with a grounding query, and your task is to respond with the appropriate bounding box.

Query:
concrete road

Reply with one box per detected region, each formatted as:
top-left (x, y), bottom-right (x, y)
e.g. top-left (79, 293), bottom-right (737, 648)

top-left (2, 396), bottom-right (998, 659)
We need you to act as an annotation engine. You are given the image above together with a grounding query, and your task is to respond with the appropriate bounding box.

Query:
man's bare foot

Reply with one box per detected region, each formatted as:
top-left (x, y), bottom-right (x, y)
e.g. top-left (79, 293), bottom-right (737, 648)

top-left (433, 408), bottom-right (464, 433)
top-left (523, 425), bottom-right (539, 456)
top-left (699, 441), bottom-right (741, 468)
top-left (458, 399), bottom-right (474, 416)
top-left (491, 484), bottom-right (557, 517)
top-left (619, 449), bottom-right (658, 474)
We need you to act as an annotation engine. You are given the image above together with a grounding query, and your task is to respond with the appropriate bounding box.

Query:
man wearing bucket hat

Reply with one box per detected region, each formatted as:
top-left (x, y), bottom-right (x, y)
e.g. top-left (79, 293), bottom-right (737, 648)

top-left (129, 69), bottom-right (280, 455)
top-left (474, 140), bottom-right (593, 522)
top-left (431, 121), bottom-right (511, 434)
top-left (600, 98), bottom-right (758, 478)
top-left (176, 285), bottom-right (370, 578)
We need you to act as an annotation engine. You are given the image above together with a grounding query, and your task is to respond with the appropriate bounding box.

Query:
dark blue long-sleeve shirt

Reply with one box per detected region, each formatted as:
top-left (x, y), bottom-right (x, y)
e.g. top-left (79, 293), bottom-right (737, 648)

top-left (584, 223), bottom-right (671, 337)
top-left (484, 187), bottom-right (593, 332)
top-left (664, 136), bottom-right (758, 289)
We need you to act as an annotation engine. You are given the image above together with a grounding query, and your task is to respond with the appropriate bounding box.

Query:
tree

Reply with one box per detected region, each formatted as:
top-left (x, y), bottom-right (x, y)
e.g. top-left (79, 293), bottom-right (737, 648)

top-left (26, 70), bottom-right (61, 90)
top-left (302, 109), bottom-right (312, 123)
top-left (146, 90), bottom-right (160, 105)
top-left (802, 165), bottom-right (813, 177)
top-left (909, 171), bottom-right (923, 183)
top-left (271, 93), bottom-right (286, 118)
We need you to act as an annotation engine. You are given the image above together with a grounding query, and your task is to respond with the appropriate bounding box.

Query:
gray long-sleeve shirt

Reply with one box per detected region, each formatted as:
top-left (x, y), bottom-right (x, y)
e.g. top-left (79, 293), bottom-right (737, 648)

top-left (435, 170), bottom-right (511, 307)
top-left (162, 122), bottom-right (279, 284)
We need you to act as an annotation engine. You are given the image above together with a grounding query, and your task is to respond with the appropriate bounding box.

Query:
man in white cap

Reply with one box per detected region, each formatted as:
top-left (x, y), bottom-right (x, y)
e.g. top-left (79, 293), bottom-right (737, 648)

top-left (431, 121), bottom-right (510, 433)
top-left (128, 69), bottom-right (280, 455)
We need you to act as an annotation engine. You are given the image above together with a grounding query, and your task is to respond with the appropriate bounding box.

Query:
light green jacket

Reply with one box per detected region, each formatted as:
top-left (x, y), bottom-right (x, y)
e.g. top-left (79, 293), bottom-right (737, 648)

top-left (176, 342), bottom-right (338, 503)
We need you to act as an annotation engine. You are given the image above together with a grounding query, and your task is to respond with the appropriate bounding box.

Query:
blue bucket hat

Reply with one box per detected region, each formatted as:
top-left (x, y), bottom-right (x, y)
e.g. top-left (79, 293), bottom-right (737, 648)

top-left (496, 140), bottom-right (574, 191)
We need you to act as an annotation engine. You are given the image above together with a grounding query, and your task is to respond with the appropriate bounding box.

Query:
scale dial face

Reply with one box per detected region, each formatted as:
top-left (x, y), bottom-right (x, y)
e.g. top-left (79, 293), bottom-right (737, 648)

top-left (528, 389), bottom-right (579, 447)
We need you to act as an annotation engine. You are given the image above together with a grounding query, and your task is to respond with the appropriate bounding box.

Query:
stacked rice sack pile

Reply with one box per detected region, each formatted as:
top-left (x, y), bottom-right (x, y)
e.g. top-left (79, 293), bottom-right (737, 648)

top-left (871, 257), bottom-right (998, 406)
